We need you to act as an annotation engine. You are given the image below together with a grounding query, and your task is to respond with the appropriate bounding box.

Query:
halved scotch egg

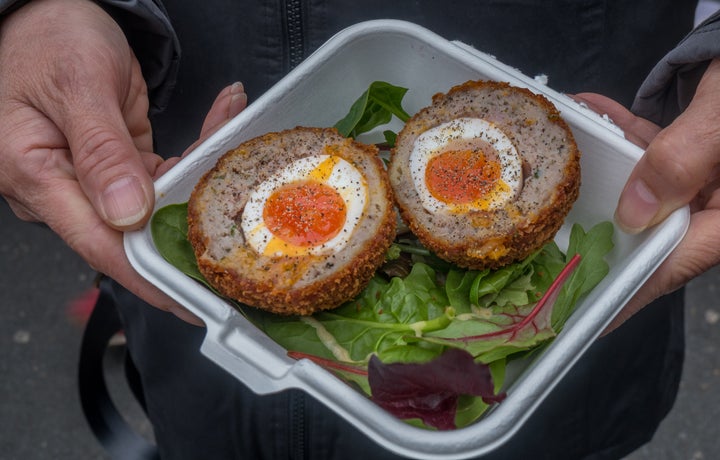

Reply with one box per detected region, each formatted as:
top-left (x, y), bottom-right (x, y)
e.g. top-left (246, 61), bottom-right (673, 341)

top-left (187, 127), bottom-right (396, 315)
top-left (388, 80), bottom-right (581, 270)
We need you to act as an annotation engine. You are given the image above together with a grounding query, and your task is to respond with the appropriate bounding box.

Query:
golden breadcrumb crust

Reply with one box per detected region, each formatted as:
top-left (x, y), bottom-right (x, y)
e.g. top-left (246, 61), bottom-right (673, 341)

top-left (389, 80), bottom-right (581, 270)
top-left (188, 127), bottom-right (396, 315)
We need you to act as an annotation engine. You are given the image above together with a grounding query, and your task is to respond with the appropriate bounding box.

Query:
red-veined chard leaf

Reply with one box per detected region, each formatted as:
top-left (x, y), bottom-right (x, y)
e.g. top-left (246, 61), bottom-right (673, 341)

top-left (368, 348), bottom-right (506, 430)
top-left (421, 255), bottom-right (581, 362)
top-left (551, 222), bottom-right (614, 330)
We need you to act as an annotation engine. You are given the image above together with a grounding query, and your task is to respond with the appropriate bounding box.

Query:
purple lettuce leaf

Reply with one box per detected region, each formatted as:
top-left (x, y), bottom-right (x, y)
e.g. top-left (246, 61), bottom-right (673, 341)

top-left (368, 348), bottom-right (505, 430)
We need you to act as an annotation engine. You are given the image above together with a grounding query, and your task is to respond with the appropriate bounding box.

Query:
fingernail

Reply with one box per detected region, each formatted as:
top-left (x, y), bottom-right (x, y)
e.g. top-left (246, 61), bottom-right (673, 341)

top-left (230, 81), bottom-right (244, 94)
top-left (615, 179), bottom-right (659, 234)
top-left (101, 176), bottom-right (149, 227)
top-left (229, 92), bottom-right (247, 118)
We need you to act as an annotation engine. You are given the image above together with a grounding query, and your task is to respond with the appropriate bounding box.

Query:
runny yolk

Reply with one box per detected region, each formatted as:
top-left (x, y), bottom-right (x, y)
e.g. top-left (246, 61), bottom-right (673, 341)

top-left (425, 148), bottom-right (502, 204)
top-left (263, 180), bottom-right (347, 247)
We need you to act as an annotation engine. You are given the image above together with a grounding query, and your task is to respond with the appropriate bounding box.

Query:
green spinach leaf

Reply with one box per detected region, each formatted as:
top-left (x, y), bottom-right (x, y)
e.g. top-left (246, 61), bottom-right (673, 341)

top-left (551, 222), bottom-right (614, 329)
top-left (334, 81), bottom-right (411, 140)
top-left (150, 203), bottom-right (209, 286)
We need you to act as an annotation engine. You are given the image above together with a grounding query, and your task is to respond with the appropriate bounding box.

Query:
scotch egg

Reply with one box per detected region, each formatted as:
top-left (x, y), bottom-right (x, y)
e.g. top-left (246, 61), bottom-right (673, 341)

top-left (388, 80), bottom-right (581, 270)
top-left (187, 127), bottom-right (396, 316)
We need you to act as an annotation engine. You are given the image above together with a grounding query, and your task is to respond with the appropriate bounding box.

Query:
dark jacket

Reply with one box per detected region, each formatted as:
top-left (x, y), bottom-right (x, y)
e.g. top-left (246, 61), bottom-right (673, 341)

top-left (1, 1), bottom-right (715, 459)
top-left (114, 2), bottom-right (700, 459)
top-left (76, 0), bottom-right (705, 154)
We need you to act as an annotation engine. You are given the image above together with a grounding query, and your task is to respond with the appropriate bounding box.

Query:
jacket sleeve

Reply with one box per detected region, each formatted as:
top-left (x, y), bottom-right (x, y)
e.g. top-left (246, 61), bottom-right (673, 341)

top-left (632, 11), bottom-right (720, 126)
top-left (0, 0), bottom-right (180, 115)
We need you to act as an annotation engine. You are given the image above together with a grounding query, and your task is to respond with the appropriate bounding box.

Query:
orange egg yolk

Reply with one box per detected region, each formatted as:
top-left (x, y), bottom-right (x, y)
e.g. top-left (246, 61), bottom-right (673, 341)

top-left (263, 180), bottom-right (347, 247)
top-left (425, 148), bottom-right (502, 204)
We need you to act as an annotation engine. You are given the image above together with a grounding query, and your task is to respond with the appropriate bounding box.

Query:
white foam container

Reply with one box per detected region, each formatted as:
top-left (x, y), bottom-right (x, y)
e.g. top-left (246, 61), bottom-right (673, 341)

top-left (125, 20), bottom-right (689, 459)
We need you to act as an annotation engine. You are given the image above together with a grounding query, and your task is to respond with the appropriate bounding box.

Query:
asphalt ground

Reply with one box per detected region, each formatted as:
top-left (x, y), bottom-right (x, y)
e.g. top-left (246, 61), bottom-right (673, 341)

top-left (1, 196), bottom-right (719, 460)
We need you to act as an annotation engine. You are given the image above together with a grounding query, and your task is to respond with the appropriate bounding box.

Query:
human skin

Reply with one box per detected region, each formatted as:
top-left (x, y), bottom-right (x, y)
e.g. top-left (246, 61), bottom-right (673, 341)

top-left (575, 59), bottom-right (720, 332)
top-left (0, 0), bottom-right (246, 325)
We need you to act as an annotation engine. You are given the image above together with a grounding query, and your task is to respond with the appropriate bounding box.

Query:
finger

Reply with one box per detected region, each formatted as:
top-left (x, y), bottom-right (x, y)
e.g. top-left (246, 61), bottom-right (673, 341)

top-left (4, 196), bottom-right (38, 222)
top-left (571, 93), bottom-right (661, 148)
top-left (154, 82), bottom-right (248, 180)
top-left (604, 207), bottom-right (720, 334)
top-left (122, 57), bottom-right (154, 153)
top-left (108, 240), bottom-right (206, 327)
top-left (153, 157), bottom-right (182, 180)
top-left (3, 0), bottom-right (156, 231)
top-left (615, 112), bottom-right (720, 234)
top-left (166, 304), bottom-right (206, 327)
top-left (199, 82), bottom-right (247, 137)
top-left (52, 92), bottom-right (155, 231)
top-left (141, 151), bottom-right (164, 176)
top-left (227, 84), bottom-right (248, 123)
top-left (107, 245), bottom-right (206, 327)
top-left (44, 178), bottom-right (204, 326)
top-left (615, 59), bottom-right (720, 234)
top-left (179, 82), bottom-right (248, 159)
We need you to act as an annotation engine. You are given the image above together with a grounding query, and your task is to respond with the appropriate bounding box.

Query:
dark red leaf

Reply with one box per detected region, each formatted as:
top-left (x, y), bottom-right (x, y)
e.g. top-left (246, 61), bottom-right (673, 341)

top-left (368, 348), bottom-right (505, 430)
top-left (287, 351), bottom-right (368, 376)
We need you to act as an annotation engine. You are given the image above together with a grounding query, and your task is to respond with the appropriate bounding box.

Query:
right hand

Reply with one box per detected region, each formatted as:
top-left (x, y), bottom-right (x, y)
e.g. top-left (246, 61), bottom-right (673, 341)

top-left (574, 60), bottom-right (720, 333)
top-left (0, 0), bottom-right (246, 325)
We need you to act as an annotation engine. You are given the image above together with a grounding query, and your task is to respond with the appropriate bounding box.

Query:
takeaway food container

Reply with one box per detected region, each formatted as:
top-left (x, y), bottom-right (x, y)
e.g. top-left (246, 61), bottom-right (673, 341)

top-left (124, 20), bottom-right (688, 459)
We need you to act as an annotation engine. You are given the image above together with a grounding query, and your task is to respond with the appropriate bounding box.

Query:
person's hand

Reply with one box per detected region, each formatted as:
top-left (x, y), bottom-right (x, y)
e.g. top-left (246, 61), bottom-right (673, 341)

top-left (155, 81), bottom-right (248, 178)
top-left (0, 0), bottom-right (246, 325)
top-left (574, 58), bottom-right (720, 332)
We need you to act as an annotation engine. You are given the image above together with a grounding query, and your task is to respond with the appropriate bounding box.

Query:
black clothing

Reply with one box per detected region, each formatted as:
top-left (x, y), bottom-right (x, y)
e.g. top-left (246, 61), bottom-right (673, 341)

top-left (149, 1), bottom-right (697, 156)
top-left (110, 1), bottom-right (696, 459)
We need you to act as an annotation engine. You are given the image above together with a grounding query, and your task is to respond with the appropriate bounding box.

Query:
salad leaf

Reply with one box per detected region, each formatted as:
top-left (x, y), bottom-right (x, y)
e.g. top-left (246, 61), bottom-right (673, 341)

top-left (551, 222), bottom-right (614, 330)
top-left (257, 264), bottom-right (453, 365)
top-left (151, 200), bottom-right (612, 429)
top-left (421, 255), bottom-right (581, 363)
top-left (368, 348), bottom-right (505, 430)
top-left (149, 80), bottom-right (616, 430)
top-left (150, 203), bottom-right (210, 288)
top-left (455, 358), bottom-right (506, 428)
top-left (333, 81), bottom-right (411, 140)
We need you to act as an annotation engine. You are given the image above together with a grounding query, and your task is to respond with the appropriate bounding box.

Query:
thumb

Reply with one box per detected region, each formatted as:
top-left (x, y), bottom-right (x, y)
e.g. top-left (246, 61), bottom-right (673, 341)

top-left (53, 85), bottom-right (155, 231)
top-left (615, 59), bottom-right (720, 234)
top-left (4, 0), bottom-right (157, 231)
top-left (66, 110), bottom-right (154, 230)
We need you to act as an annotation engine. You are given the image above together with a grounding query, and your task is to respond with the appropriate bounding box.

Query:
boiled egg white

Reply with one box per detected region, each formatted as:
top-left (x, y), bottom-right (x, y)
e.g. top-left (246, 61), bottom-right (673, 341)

top-left (409, 117), bottom-right (523, 214)
top-left (241, 154), bottom-right (368, 257)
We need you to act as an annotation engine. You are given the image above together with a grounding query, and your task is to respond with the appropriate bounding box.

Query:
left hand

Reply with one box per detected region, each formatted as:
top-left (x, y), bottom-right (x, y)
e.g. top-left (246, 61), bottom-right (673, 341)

top-left (573, 58), bottom-right (720, 333)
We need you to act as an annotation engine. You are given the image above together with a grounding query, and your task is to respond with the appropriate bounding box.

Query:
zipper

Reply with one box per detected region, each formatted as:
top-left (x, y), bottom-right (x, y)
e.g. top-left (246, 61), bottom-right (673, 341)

top-left (289, 390), bottom-right (307, 460)
top-left (284, 3), bottom-right (307, 456)
top-left (284, 0), bottom-right (305, 69)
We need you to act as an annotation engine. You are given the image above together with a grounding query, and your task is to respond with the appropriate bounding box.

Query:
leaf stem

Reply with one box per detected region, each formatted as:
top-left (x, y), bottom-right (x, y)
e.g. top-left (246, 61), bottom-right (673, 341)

top-left (393, 243), bottom-right (432, 256)
top-left (318, 307), bottom-right (455, 335)
top-left (444, 254), bottom-right (581, 342)
top-left (287, 351), bottom-right (368, 376)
